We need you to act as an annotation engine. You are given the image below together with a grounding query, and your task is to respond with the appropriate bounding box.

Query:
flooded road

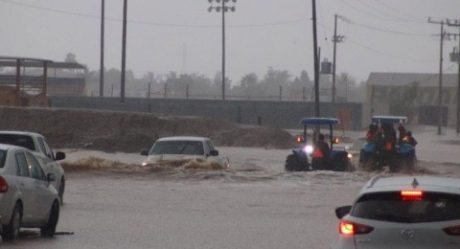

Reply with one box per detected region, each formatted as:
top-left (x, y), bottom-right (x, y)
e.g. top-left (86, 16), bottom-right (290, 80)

top-left (3, 173), bottom-right (361, 249)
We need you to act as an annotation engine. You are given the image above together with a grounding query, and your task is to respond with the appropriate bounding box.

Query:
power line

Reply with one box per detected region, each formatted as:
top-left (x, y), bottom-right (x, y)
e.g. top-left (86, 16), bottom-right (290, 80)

top-left (338, 0), bottom-right (425, 24)
top-left (0, 0), bottom-right (305, 29)
top-left (347, 38), bottom-right (433, 63)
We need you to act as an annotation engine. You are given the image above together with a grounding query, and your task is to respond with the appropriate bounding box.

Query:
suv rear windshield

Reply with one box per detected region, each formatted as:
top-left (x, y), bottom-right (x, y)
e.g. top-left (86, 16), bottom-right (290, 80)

top-left (0, 134), bottom-right (35, 151)
top-left (352, 191), bottom-right (460, 223)
top-left (150, 141), bottom-right (204, 155)
top-left (0, 149), bottom-right (6, 168)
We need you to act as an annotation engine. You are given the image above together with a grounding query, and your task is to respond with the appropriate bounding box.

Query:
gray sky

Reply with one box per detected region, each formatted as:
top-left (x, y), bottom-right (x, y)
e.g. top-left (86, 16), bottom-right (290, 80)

top-left (1, 0), bottom-right (459, 83)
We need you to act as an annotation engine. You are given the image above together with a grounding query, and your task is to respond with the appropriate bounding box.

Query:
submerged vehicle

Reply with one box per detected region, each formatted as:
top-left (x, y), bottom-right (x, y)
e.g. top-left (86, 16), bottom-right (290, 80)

top-left (359, 115), bottom-right (416, 172)
top-left (285, 117), bottom-right (353, 172)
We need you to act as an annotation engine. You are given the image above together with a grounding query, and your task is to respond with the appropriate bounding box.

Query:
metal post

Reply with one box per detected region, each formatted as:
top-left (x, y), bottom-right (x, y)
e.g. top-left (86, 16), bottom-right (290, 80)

top-left (15, 59), bottom-right (20, 96)
top-left (120, 0), bottom-right (128, 103)
top-left (164, 83), bottom-right (167, 99)
top-left (100, 0), bottom-right (105, 97)
top-left (43, 61), bottom-right (48, 95)
top-left (279, 85), bottom-right (282, 101)
top-left (312, 0), bottom-right (320, 117)
top-left (186, 84), bottom-right (190, 100)
top-left (438, 21), bottom-right (444, 135)
top-left (457, 31), bottom-right (460, 133)
top-left (332, 14), bottom-right (338, 103)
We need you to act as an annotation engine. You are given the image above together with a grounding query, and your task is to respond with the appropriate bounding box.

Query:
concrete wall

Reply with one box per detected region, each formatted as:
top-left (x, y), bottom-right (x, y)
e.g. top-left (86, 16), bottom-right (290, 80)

top-left (50, 97), bottom-right (363, 130)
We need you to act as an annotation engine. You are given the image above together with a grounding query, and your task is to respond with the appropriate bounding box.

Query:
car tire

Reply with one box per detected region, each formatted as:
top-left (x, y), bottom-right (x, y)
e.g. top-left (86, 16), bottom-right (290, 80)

top-left (58, 178), bottom-right (65, 205)
top-left (1, 203), bottom-right (22, 241)
top-left (40, 201), bottom-right (60, 238)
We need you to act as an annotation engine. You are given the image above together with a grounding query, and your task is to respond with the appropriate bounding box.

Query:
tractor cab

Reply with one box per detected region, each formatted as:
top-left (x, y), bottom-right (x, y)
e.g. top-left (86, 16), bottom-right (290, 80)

top-left (285, 117), bottom-right (353, 172)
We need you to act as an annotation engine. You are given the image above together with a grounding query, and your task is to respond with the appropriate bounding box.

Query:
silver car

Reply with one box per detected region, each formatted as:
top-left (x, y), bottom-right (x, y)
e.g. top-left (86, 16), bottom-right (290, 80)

top-left (0, 144), bottom-right (60, 241)
top-left (334, 176), bottom-right (460, 249)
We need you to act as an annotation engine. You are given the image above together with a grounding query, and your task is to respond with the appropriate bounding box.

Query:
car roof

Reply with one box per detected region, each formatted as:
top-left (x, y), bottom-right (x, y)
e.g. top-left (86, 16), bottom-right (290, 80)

top-left (361, 176), bottom-right (460, 195)
top-left (0, 130), bottom-right (43, 137)
top-left (300, 117), bottom-right (340, 126)
top-left (372, 115), bottom-right (407, 124)
top-left (156, 136), bottom-right (209, 142)
top-left (0, 143), bottom-right (25, 151)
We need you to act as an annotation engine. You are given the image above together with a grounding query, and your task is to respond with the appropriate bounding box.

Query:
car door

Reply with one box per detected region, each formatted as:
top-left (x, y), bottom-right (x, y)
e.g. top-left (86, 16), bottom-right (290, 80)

top-left (25, 151), bottom-right (53, 223)
top-left (36, 137), bottom-right (62, 190)
top-left (14, 151), bottom-right (36, 224)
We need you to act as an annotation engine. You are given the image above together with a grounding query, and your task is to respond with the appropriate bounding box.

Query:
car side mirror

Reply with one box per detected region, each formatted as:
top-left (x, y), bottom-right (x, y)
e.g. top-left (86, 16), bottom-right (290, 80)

top-left (210, 150), bottom-right (219, 156)
top-left (55, 151), bottom-right (66, 161)
top-left (141, 150), bottom-right (149, 156)
top-left (47, 173), bottom-right (56, 182)
top-left (335, 205), bottom-right (352, 219)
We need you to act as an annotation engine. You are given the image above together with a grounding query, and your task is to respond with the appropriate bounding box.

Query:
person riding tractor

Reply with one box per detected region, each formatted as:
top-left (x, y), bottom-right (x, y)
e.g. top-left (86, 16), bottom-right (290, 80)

top-left (285, 117), bottom-right (353, 172)
top-left (359, 116), bottom-right (416, 172)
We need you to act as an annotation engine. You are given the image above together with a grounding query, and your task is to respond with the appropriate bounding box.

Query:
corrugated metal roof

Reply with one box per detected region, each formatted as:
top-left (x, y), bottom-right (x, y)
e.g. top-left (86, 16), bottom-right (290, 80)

top-left (367, 72), bottom-right (458, 87)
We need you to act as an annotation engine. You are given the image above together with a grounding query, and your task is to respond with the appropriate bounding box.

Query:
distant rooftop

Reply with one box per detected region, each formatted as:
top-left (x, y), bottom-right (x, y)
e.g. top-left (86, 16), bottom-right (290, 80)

top-left (0, 56), bottom-right (86, 70)
top-left (367, 72), bottom-right (458, 87)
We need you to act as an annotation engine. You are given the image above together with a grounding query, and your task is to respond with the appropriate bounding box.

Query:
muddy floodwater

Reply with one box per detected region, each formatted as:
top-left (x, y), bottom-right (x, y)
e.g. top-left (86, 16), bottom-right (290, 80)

top-left (4, 127), bottom-right (460, 249)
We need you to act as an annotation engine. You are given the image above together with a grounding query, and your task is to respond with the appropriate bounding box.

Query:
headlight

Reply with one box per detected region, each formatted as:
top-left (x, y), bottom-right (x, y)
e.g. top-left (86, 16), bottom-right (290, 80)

top-left (347, 153), bottom-right (353, 159)
top-left (142, 162), bottom-right (148, 167)
top-left (303, 145), bottom-right (314, 154)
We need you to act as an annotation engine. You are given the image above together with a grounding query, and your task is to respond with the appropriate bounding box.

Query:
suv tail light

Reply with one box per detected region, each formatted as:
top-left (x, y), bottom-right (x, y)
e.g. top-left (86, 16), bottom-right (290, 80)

top-left (0, 176), bottom-right (8, 193)
top-left (444, 225), bottom-right (460, 236)
top-left (339, 220), bottom-right (374, 235)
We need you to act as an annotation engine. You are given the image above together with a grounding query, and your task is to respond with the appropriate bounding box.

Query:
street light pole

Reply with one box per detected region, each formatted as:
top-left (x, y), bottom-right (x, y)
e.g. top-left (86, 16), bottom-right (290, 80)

top-left (208, 0), bottom-right (237, 101)
top-left (100, 0), bottom-right (105, 97)
top-left (120, 0), bottom-right (128, 103)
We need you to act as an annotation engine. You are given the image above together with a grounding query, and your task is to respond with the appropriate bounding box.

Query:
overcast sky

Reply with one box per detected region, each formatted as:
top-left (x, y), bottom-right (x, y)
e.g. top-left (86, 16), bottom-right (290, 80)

top-left (0, 0), bottom-right (459, 84)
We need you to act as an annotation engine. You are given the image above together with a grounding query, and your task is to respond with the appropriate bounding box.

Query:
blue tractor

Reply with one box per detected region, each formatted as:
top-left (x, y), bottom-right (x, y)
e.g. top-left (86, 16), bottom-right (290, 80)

top-left (359, 115), bottom-right (416, 172)
top-left (285, 117), bottom-right (353, 172)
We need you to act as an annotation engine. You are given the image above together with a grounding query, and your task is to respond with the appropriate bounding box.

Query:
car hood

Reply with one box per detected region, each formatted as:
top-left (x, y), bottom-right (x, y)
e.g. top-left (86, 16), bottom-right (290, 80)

top-left (143, 154), bottom-right (206, 165)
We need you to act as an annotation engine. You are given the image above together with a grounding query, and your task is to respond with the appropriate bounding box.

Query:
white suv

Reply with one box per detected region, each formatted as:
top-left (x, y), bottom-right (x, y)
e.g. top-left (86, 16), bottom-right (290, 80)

top-left (334, 176), bottom-right (460, 249)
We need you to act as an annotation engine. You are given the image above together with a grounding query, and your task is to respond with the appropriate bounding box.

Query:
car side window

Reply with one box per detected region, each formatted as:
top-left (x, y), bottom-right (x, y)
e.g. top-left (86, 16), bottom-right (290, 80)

top-left (15, 152), bottom-right (30, 177)
top-left (207, 141), bottom-right (216, 152)
top-left (25, 152), bottom-right (45, 181)
top-left (37, 137), bottom-right (53, 159)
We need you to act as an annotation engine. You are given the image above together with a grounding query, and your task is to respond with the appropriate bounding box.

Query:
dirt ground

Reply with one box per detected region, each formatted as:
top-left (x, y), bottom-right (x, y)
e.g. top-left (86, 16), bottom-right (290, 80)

top-left (0, 107), bottom-right (294, 152)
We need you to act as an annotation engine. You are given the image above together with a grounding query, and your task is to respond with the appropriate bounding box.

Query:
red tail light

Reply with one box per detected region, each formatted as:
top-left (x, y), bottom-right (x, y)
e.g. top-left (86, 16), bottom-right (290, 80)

top-left (444, 225), bottom-right (460, 236)
top-left (339, 220), bottom-right (374, 235)
top-left (0, 176), bottom-right (8, 193)
top-left (401, 190), bottom-right (423, 201)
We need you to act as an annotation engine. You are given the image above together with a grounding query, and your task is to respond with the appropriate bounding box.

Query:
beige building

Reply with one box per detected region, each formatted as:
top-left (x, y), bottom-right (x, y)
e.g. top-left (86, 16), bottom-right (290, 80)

top-left (364, 72), bottom-right (458, 126)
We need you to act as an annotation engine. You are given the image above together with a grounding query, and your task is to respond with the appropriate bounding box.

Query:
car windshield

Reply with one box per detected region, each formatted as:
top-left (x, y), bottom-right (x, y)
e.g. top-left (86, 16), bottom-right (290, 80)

top-left (352, 191), bottom-right (460, 223)
top-left (0, 149), bottom-right (6, 168)
top-left (0, 134), bottom-right (35, 151)
top-left (150, 141), bottom-right (204, 156)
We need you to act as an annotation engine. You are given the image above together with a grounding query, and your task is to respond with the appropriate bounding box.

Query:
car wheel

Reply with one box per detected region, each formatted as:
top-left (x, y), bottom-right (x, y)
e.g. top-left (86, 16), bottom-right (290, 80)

top-left (58, 178), bottom-right (65, 205)
top-left (40, 201), bottom-right (60, 237)
top-left (1, 202), bottom-right (22, 241)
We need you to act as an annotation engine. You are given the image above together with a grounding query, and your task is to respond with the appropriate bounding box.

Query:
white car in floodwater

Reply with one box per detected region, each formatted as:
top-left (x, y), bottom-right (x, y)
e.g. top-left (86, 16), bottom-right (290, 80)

top-left (141, 136), bottom-right (230, 168)
top-left (0, 144), bottom-right (60, 241)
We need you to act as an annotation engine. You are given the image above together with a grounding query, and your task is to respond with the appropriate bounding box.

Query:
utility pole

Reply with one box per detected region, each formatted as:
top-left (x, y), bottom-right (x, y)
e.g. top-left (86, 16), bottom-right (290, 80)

top-left (100, 0), bottom-right (105, 97)
top-left (428, 18), bottom-right (446, 135)
top-left (208, 0), bottom-right (237, 101)
top-left (120, 0), bottom-right (128, 103)
top-left (332, 14), bottom-right (345, 103)
top-left (312, 0), bottom-right (320, 117)
top-left (446, 19), bottom-right (460, 133)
